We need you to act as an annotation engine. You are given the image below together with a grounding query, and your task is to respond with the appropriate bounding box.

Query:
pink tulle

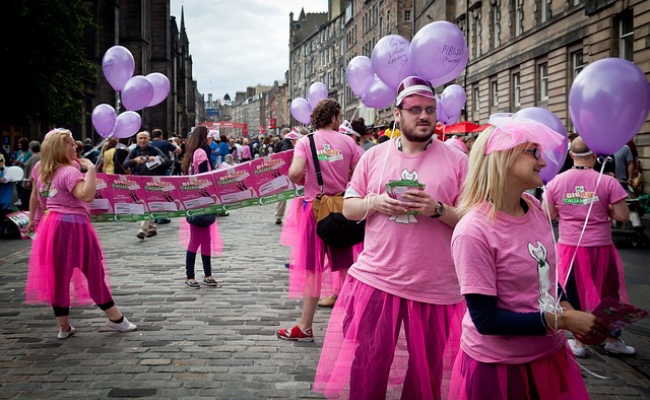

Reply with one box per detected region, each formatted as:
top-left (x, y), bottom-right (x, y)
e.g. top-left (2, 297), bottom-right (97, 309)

top-left (448, 346), bottom-right (589, 400)
top-left (25, 212), bottom-right (113, 307)
top-left (557, 243), bottom-right (628, 311)
top-left (485, 119), bottom-right (565, 165)
top-left (314, 276), bottom-right (465, 400)
top-left (280, 198), bottom-right (304, 247)
top-left (287, 201), bottom-right (354, 299)
top-left (178, 217), bottom-right (223, 257)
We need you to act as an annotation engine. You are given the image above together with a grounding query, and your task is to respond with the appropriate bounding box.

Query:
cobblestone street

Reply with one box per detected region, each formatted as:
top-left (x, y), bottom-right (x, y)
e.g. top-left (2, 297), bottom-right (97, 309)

top-left (0, 203), bottom-right (648, 399)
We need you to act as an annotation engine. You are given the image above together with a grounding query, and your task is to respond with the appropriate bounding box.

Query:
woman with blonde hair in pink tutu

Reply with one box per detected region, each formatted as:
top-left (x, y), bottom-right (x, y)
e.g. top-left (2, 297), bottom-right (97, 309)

top-left (25, 129), bottom-right (136, 339)
top-left (450, 120), bottom-right (608, 399)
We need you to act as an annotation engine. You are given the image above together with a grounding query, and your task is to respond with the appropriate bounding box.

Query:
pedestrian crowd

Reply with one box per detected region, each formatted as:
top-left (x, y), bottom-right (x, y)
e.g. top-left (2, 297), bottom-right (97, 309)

top-left (2, 74), bottom-right (641, 400)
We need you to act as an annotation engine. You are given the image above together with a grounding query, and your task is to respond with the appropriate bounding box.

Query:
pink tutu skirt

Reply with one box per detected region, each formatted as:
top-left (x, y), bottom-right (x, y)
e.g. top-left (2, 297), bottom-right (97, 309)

top-left (25, 212), bottom-right (113, 307)
top-left (280, 198), bottom-right (303, 247)
top-left (179, 217), bottom-right (223, 257)
top-left (448, 345), bottom-right (589, 400)
top-left (557, 243), bottom-right (628, 311)
top-left (314, 276), bottom-right (465, 400)
top-left (288, 201), bottom-right (355, 299)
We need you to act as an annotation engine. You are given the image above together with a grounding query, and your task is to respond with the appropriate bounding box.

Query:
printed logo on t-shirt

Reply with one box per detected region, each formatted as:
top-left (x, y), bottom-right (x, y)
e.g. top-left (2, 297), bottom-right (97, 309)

top-left (39, 184), bottom-right (57, 199)
top-left (527, 241), bottom-right (556, 312)
top-left (317, 144), bottom-right (343, 162)
top-left (388, 168), bottom-right (420, 225)
top-left (563, 186), bottom-right (599, 205)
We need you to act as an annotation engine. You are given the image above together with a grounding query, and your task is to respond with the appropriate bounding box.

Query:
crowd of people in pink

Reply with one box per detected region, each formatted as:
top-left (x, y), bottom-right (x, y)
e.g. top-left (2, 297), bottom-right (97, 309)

top-left (18, 75), bottom-right (640, 400)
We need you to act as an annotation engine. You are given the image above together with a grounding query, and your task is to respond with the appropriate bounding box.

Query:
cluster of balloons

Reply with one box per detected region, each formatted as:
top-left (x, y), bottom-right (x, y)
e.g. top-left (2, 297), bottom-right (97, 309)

top-left (347, 21), bottom-right (468, 109)
top-left (290, 82), bottom-right (329, 125)
top-left (437, 84), bottom-right (466, 125)
top-left (569, 57), bottom-right (650, 156)
top-left (91, 46), bottom-right (171, 139)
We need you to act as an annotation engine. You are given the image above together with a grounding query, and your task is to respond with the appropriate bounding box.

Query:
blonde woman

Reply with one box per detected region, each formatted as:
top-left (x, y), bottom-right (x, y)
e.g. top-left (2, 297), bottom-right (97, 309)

top-left (449, 120), bottom-right (608, 400)
top-left (25, 129), bottom-right (136, 339)
top-left (101, 138), bottom-right (118, 174)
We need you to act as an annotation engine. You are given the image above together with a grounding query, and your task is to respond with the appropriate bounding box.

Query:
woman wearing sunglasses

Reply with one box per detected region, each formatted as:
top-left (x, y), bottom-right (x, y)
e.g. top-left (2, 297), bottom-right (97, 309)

top-left (449, 120), bottom-right (608, 400)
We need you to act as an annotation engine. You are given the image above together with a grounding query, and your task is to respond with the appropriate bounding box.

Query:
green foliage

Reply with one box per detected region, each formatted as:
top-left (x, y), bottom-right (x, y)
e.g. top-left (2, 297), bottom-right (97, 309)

top-left (0, 0), bottom-right (96, 127)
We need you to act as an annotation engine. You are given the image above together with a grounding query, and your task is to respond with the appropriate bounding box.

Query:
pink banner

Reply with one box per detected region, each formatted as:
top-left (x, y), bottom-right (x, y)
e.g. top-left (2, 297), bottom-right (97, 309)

top-left (251, 153), bottom-right (293, 197)
top-left (140, 176), bottom-right (183, 213)
top-left (213, 163), bottom-right (258, 206)
top-left (172, 173), bottom-right (221, 211)
top-left (105, 174), bottom-right (147, 216)
top-left (90, 175), bottom-right (113, 215)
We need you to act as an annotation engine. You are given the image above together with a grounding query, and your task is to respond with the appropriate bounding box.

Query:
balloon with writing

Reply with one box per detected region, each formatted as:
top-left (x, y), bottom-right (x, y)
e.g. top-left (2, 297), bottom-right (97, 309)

top-left (372, 35), bottom-right (413, 90)
top-left (409, 21), bottom-right (468, 84)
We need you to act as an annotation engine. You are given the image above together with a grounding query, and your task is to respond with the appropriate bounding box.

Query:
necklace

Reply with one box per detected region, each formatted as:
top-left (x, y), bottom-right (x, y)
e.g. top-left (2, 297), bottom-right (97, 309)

top-left (573, 166), bottom-right (592, 170)
top-left (397, 137), bottom-right (432, 152)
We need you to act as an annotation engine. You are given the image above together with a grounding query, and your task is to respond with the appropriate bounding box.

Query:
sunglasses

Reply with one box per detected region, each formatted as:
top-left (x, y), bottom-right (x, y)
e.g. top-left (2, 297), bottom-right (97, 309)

top-left (523, 148), bottom-right (541, 160)
top-left (400, 106), bottom-right (436, 116)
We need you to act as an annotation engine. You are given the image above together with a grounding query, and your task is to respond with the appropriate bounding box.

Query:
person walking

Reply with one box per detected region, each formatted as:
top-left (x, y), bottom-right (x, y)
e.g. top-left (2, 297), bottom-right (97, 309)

top-left (545, 136), bottom-right (634, 357)
top-left (25, 129), bottom-right (136, 339)
top-left (314, 76), bottom-right (467, 400)
top-left (180, 126), bottom-right (223, 288)
top-left (276, 99), bottom-right (360, 342)
top-left (449, 120), bottom-right (608, 400)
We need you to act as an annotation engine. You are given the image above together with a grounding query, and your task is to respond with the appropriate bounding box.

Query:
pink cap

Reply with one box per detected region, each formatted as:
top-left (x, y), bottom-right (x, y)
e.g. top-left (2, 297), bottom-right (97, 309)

top-left (396, 76), bottom-right (435, 106)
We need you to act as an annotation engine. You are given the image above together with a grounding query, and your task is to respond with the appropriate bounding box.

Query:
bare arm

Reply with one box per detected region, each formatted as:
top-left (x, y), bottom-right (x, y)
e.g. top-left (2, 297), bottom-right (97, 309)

top-left (72, 159), bottom-right (97, 202)
top-left (608, 198), bottom-right (630, 223)
top-left (288, 157), bottom-right (306, 185)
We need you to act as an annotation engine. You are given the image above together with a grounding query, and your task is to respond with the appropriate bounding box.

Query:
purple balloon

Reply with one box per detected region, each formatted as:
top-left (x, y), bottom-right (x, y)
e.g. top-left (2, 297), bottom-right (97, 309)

top-left (539, 141), bottom-right (568, 184)
top-left (290, 98), bottom-right (312, 125)
top-left (307, 82), bottom-right (329, 109)
top-left (429, 43), bottom-right (469, 87)
top-left (441, 85), bottom-right (466, 118)
top-left (113, 111), bottom-right (142, 139)
top-left (372, 35), bottom-right (413, 90)
top-left (513, 107), bottom-right (567, 137)
top-left (409, 21), bottom-right (468, 82)
top-left (102, 46), bottom-right (135, 92)
top-left (121, 76), bottom-right (154, 111)
top-left (146, 73), bottom-right (171, 107)
top-left (569, 58), bottom-right (650, 155)
top-left (361, 75), bottom-right (394, 109)
top-left (347, 56), bottom-right (375, 97)
top-left (91, 104), bottom-right (117, 138)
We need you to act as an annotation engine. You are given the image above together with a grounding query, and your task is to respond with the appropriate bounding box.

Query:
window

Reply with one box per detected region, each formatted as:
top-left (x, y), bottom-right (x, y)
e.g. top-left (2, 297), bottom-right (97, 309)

top-left (538, 63), bottom-right (548, 101)
top-left (491, 2), bottom-right (501, 48)
top-left (540, 0), bottom-right (550, 23)
top-left (472, 10), bottom-right (482, 58)
top-left (512, 72), bottom-right (521, 107)
top-left (514, 0), bottom-right (523, 37)
top-left (570, 51), bottom-right (584, 80)
top-left (405, 10), bottom-right (411, 22)
top-left (474, 87), bottom-right (480, 118)
top-left (491, 80), bottom-right (499, 107)
top-left (387, 11), bottom-right (390, 34)
top-left (618, 12), bottom-right (634, 61)
top-left (379, 17), bottom-right (383, 36)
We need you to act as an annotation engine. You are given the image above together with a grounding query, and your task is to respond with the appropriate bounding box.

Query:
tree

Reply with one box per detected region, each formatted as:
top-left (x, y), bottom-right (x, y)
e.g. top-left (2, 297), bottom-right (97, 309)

top-left (0, 0), bottom-right (95, 128)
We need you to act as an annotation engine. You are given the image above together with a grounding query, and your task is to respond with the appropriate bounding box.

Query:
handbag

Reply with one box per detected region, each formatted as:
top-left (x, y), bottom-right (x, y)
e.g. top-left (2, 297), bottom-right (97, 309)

top-left (186, 213), bottom-right (216, 227)
top-left (308, 134), bottom-right (365, 248)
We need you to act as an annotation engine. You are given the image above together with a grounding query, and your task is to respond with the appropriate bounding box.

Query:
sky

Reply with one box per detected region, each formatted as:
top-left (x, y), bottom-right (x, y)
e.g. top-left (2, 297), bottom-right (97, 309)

top-left (171, 0), bottom-right (329, 103)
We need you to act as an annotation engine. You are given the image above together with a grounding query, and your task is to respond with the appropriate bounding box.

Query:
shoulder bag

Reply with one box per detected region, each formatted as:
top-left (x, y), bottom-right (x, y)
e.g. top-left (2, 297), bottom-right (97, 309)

top-left (308, 134), bottom-right (365, 248)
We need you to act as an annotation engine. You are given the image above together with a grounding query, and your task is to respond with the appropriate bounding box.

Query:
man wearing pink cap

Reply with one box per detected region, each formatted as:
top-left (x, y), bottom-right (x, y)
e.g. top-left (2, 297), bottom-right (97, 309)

top-left (314, 76), bottom-right (468, 399)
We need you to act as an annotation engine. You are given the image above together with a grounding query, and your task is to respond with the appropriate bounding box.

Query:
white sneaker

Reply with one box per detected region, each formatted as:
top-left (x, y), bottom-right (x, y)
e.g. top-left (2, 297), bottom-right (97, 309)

top-left (106, 316), bottom-right (137, 332)
top-left (568, 339), bottom-right (587, 358)
top-left (58, 326), bottom-right (76, 339)
top-left (604, 339), bottom-right (635, 355)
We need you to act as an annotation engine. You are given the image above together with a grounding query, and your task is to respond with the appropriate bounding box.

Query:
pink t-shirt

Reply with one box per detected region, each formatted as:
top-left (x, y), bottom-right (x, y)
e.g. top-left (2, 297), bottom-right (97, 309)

top-left (545, 168), bottom-right (628, 246)
top-left (345, 138), bottom-right (468, 304)
top-left (241, 145), bottom-right (251, 160)
top-left (451, 195), bottom-right (566, 364)
top-left (36, 165), bottom-right (90, 217)
top-left (293, 130), bottom-right (361, 202)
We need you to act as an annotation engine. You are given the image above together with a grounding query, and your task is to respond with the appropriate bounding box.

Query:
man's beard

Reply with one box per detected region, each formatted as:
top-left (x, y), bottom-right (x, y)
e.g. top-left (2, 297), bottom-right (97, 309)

top-left (401, 125), bottom-right (434, 143)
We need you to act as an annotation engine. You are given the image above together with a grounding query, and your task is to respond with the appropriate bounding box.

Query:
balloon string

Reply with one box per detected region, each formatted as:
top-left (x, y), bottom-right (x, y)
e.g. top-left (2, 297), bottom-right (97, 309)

top-left (541, 186), bottom-right (561, 312)
top-left (562, 158), bottom-right (608, 290)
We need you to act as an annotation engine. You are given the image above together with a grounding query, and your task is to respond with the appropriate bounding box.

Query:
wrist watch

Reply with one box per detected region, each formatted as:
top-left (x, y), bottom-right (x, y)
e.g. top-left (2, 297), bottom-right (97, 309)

top-left (431, 201), bottom-right (445, 218)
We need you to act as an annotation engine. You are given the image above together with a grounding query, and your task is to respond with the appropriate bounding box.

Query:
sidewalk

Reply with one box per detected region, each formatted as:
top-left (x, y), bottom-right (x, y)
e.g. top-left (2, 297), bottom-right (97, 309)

top-left (0, 204), bottom-right (648, 399)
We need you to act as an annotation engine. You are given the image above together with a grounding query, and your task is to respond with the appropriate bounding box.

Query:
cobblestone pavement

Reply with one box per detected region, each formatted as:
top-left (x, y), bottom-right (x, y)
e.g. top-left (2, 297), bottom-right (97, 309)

top-left (0, 203), bottom-right (648, 399)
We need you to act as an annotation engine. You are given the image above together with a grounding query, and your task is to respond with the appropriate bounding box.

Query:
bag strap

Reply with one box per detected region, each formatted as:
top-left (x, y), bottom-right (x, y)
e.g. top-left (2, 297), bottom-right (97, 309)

top-left (307, 134), bottom-right (324, 195)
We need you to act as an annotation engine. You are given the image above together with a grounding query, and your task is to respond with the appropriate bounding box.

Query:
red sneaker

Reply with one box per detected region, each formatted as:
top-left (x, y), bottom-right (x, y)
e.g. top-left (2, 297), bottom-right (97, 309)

top-left (276, 325), bottom-right (314, 342)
